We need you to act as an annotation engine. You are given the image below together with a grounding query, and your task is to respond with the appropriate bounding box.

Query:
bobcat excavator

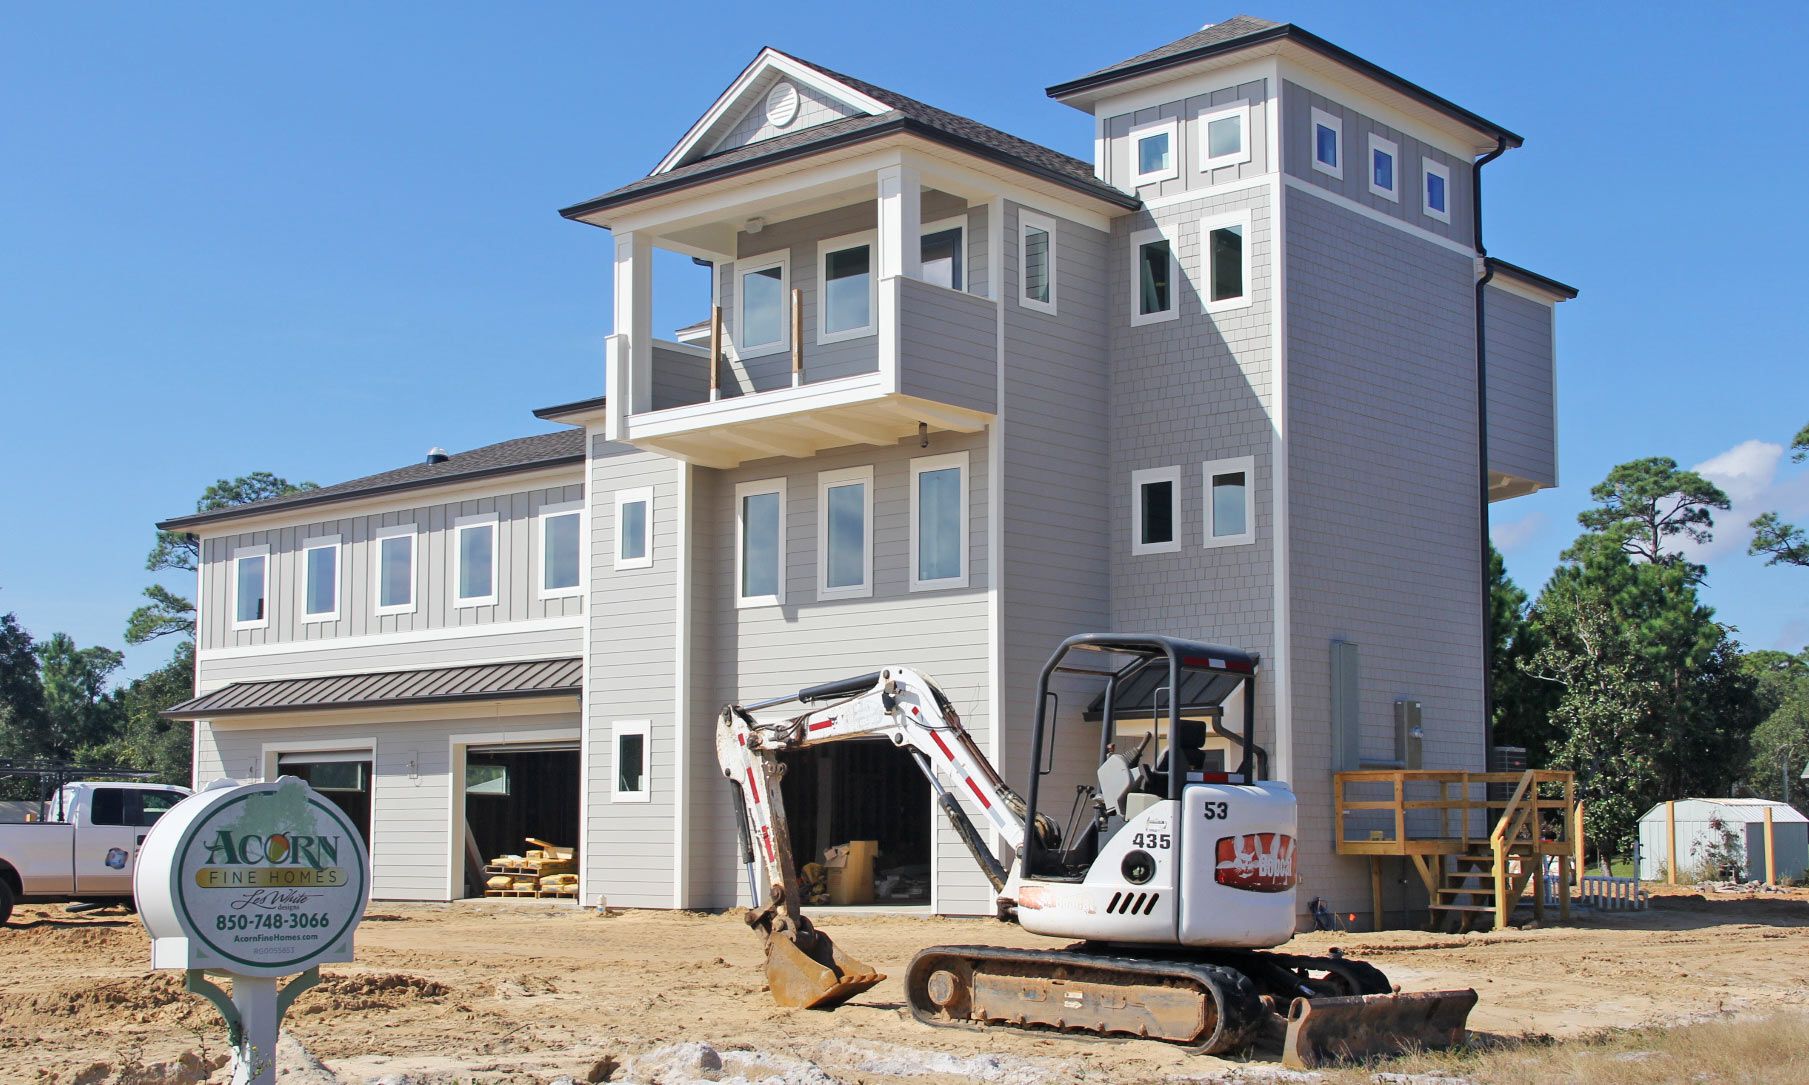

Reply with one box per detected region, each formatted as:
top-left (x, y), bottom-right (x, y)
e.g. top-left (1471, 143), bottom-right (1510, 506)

top-left (715, 633), bottom-right (1477, 1068)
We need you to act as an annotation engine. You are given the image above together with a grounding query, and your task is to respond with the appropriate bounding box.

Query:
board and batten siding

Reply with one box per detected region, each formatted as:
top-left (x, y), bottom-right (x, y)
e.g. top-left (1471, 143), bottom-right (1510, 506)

top-left (585, 441), bottom-right (683, 908)
top-left (1482, 284), bottom-right (1558, 489)
top-left (1101, 78), bottom-right (1269, 198)
top-left (1284, 185), bottom-right (1486, 919)
top-left (194, 705), bottom-right (579, 901)
top-left (197, 480), bottom-right (585, 653)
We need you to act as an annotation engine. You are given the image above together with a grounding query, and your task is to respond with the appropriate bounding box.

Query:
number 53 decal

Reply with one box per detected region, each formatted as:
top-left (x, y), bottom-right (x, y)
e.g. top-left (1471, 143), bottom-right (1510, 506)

top-left (1201, 801), bottom-right (1230, 820)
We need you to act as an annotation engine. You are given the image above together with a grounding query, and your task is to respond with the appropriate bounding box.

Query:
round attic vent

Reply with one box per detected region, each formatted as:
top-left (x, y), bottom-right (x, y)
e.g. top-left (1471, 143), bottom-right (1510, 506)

top-left (765, 81), bottom-right (800, 129)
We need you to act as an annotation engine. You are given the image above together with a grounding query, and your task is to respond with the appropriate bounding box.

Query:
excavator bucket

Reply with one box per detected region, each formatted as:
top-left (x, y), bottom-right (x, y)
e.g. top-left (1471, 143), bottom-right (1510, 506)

top-left (1280, 988), bottom-right (1478, 1069)
top-left (763, 928), bottom-right (885, 1009)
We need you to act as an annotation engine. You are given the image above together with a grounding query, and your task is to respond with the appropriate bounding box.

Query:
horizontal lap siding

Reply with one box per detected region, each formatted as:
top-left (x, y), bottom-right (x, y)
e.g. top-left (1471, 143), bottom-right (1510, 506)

top-left (1285, 186), bottom-right (1485, 919)
top-left (1482, 285), bottom-right (1557, 488)
top-left (194, 623), bottom-right (581, 694)
top-left (898, 278), bottom-right (998, 414)
top-left (652, 342), bottom-right (712, 411)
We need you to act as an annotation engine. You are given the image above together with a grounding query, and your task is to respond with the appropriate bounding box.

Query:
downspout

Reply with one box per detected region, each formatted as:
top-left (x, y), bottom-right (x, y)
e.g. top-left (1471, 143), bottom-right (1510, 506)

top-left (1472, 136), bottom-right (1508, 766)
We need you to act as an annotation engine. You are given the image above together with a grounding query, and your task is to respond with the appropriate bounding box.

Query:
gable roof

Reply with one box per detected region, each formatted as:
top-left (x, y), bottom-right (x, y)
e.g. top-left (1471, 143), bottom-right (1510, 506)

top-left (1046, 16), bottom-right (1522, 150)
top-left (156, 429), bottom-right (586, 532)
top-left (560, 49), bottom-right (1135, 222)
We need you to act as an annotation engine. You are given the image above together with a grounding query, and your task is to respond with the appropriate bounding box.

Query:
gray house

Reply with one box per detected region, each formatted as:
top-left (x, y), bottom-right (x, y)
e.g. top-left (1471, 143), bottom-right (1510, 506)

top-left (163, 16), bottom-right (1572, 926)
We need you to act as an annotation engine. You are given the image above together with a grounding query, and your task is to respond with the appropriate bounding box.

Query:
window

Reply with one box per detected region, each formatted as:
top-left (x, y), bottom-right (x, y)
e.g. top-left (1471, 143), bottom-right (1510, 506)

top-left (373, 523), bottom-right (417, 616)
top-left (818, 232), bottom-right (876, 342)
top-left (921, 218), bottom-right (965, 291)
top-left (453, 513), bottom-right (498, 607)
top-left (1368, 134), bottom-right (1399, 201)
top-left (232, 545), bottom-right (268, 629)
top-left (136, 789), bottom-right (181, 827)
top-left (735, 251), bottom-right (789, 356)
top-left (301, 535), bottom-right (340, 622)
top-left (910, 451), bottom-right (968, 591)
top-left (1198, 102), bottom-right (1251, 172)
top-left (466, 763), bottom-right (510, 797)
top-left (540, 500), bottom-right (584, 596)
top-left (89, 788), bottom-right (125, 826)
top-left (612, 720), bottom-right (650, 802)
top-left (305, 762), bottom-right (366, 792)
top-left (817, 466), bottom-right (873, 599)
top-left (1311, 107), bottom-right (1343, 179)
top-left (1129, 117), bottom-right (1179, 186)
top-left (736, 478), bottom-right (786, 607)
top-left (1201, 210), bottom-right (1252, 313)
top-left (1018, 209), bottom-right (1057, 314)
top-left (1132, 466), bottom-right (1181, 555)
top-left (613, 488), bottom-right (651, 572)
top-left (1202, 456), bottom-right (1256, 547)
top-left (1422, 158), bottom-right (1451, 224)
top-left (1130, 228), bottom-right (1178, 325)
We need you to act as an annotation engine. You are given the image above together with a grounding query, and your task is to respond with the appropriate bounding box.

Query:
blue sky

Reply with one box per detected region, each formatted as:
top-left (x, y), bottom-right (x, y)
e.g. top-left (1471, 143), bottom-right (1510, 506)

top-left (2, 3), bottom-right (1804, 682)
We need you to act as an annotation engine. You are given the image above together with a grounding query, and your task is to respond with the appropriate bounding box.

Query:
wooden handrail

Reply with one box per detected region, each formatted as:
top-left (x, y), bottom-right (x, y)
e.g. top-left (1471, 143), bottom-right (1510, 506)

top-left (708, 305), bottom-right (722, 401)
top-left (790, 287), bottom-right (803, 385)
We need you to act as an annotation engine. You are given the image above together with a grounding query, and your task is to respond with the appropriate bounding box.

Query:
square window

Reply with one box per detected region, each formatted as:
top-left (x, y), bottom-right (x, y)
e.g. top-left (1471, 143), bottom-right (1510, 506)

top-left (817, 466), bottom-right (872, 599)
top-left (374, 525), bottom-right (416, 615)
top-left (911, 452), bottom-right (968, 591)
top-left (302, 537), bottom-right (339, 621)
top-left (1369, 134), bottom-right (1399, 201)
top-left (1132, 466), bottom-right (1181, 555)
top-left (540, 502), bottom-right (584, 595)
top-left (232, 548), bottom-right (268, 628)
top-left (1202, 211), bottom-right (1251, 311)
top-left (612, 721), bottom-right (650, 802)
top-left (454, 515), bottom-right (498, 606)
top-left (1133, 233), bottom-right (1176, 323)
top-left (737, 479), bottom-right (785, 607)
top-left (736, 254), bottom-right (788, 354)
top-left (1203, 456), bottom-right (1256, 547)
top-left (921, 223), bottom-right (964, 290)
top-left (1199, 102), bottom-right (1252, 172)
top-left (614, 487), bottom-right (652, 572)
top-left (1422, 158), bottom-right (1452, 223)
top-left (1019, 210), bottom-right (1057, 313)
top-left (1129, 118), bottom-right (1179, 185)
top-left (819, 233), bottom-right (875, 341)
top-left (1311, 108), bottom-right (1343, 179)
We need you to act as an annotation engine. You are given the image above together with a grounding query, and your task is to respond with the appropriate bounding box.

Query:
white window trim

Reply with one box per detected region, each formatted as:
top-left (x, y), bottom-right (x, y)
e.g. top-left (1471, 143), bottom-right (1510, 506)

top-left (909, 451), bottom-right (970, 592)
top-left (371, 523), bottom-right (417, 616)
top-left (452, 512), bottom-right (500, 608)
top-left (733, 249), bottom-right (790, 359)
top-left (1199, 209), bottom-right (1254, 314)
top-left (1368, 133), bottom-right (1399, 202)
top-left (1202, 455), bottom-right (1257, 549)
top-left (299, 534), bottom-right (341, 623)
top-left (1197, 101), bottom-right (1252, 172)
top-left (735, 477), bottom-right (787, 609)
top-left (611, 488), bottom-right (652, 573)
top-left (816, 465), bottom-right (874, 600)
top-left (230, 544), bottom-right (270, 631)
top-left (1128, 116), bottom-right (1180, 186)
top-left (1129, 227), bottom-right (1180, 327)
top-left (538, 500), bottom-right (586, 599)
top-left (1017, 209), bottom-right (1058, 315)
top-left (816, 230), bottom-right (878, 344)
top-left (1421, 157), bottom-right (1452, 224)
top-left (1131, 466), bottom-right (1182, 556)
top-left (919, 215), bottom-right (967, 293)
top-left (610, 720), bottom-right (651, 803)
top-left (1310, 107), bottom-right (1343, 179)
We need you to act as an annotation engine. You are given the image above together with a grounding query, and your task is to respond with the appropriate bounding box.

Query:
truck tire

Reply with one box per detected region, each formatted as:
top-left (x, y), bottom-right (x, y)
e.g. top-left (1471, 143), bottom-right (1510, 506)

top-left (0, 879), bottom-right (14, 927)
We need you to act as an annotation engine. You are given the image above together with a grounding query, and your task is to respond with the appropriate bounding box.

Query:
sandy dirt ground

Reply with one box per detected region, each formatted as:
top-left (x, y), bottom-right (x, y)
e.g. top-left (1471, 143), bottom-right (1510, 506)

top-left (2, 886), bottom-right (1806, 1084)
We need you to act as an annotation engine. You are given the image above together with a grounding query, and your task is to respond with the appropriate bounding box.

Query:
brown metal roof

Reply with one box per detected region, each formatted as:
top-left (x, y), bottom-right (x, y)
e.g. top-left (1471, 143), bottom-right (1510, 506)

top-left (163, 658), bottom-right (582, 719)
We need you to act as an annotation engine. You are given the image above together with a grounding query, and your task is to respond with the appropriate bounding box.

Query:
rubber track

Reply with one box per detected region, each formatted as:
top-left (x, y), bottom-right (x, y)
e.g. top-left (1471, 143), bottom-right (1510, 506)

top-left (905, 944), bottom-right (1265, 1055)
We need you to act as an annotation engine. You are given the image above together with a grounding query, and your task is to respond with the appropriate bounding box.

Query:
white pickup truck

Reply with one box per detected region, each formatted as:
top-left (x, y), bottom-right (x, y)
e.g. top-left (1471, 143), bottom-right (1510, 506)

top-left (0, 781), bottom-right (192, 925)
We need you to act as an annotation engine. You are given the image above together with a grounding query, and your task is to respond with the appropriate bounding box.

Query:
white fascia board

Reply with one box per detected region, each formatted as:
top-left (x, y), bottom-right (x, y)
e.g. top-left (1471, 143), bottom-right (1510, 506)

top-left (195, 614), bottom-right (584, 664)
top-left (1086, 57), bottom-right (1278, 122)
top-left (1275, 52), bottom-right (1490, 161)
top-left (653, 49), bottom-right (890, 175)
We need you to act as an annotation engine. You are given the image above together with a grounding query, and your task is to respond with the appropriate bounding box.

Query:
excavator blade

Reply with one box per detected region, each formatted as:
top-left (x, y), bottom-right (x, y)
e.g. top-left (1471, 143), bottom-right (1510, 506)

top-left (763, 929), bottom-right (886, 1009)
top-left (1280, 988), bottom-right (1478, 1069)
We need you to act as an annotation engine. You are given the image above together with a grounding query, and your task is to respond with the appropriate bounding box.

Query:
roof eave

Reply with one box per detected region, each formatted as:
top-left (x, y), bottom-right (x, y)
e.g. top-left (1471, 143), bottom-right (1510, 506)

top-left (1485, 257), bottom-right (1579, 301)
top-left (533, 395), bottom-right (609, 425)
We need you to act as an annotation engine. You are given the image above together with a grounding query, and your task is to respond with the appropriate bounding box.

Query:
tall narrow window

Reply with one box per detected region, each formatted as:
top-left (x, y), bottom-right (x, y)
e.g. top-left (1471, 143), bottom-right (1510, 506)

top-left (1131, 229), bottom-right (1177, 325)
top-left (1019, 210), bottom-right (1056, 314)
top-left (374, 524), bottom-right (416, 615)
top-left (817, 466), bottom-right (872, 599)
top-left (612, 720), bottom-right (650, 802)
top-left (1422, 158), bottom-right (1451, 224)
top-left (1201, 211), bottom-right (1251, 312)
top-left (301, 536), bottom-right (339, 621)
top-left (819, 232), bottom-right (875, 341)
top-left (1129, 117), bottom-right (1179, 185)
top-left (1203, 456), bottom-right (1256, 547)
top-left (613, 488), bottom-right (651, 572)
top-left (1199, 102), bottom-right (1251, 171)
top-left (1369, 134), bottom-right (1398, 201)
top-left (736, 253), bottom-right (788, 355)
top-left (1132, 466), bottom-right (1180, 555)
top-left (1311, 107), bottom-right (1342, 179)
top-left (232, 546), bottom-right (268, 629)
top-left (454, 513), bottom-right (498, 607)
top-left (540, 501), bottom-right (583, 596)
top-left (736, 479), bottom-right (786, 607)
top-left (911, 452), bottom-right (968, 591)
top-left (921, 222), bottom-right (964, 290)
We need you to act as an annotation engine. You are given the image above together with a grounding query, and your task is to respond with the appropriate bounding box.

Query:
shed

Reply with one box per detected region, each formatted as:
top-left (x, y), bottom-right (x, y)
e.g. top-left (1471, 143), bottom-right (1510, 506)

top-left (1636, 798), bottom-right (1809, 882)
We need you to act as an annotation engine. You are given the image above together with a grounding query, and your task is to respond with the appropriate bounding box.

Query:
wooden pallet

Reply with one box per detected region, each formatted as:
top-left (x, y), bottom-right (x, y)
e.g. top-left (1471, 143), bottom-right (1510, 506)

top-left (484, 889), bottom-right (541, 897)
top-left (536, 886), bottom-right (578, 899)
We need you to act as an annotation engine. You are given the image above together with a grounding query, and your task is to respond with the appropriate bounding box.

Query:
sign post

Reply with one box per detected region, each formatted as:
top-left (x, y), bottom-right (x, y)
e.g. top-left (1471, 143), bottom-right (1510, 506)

top-left (136, 776), bottom-right (370, 1085)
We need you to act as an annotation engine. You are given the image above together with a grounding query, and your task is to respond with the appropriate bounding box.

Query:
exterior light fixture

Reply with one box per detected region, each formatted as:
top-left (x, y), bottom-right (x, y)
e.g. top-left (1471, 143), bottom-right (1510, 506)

top-left (919, 421), bottom-right (928, 448)
top-left (745, 216), bottom-right (766, 234)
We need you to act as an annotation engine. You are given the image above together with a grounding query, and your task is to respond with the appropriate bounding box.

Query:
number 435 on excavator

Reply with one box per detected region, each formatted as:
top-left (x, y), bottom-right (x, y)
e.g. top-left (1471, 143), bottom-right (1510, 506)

top-left (715, 633), bottom-right (1477, 1069)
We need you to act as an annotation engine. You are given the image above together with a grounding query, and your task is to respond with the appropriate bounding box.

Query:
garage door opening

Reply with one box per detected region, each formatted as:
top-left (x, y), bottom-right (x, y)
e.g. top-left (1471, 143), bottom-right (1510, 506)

top-left (461, 744), bottom-right (580, 898)
top-left (777, 740), bottom-right (931, 906)
top-left (278, 751), bottom-right (372, 844)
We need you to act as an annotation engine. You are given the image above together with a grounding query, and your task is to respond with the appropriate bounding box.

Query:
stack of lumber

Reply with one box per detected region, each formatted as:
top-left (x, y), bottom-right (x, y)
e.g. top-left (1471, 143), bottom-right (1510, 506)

top-left (482, 838), bottom-right (577, 897)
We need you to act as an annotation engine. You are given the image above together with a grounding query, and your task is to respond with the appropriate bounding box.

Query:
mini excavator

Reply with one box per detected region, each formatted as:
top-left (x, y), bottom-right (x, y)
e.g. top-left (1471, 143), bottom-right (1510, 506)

top-left (715, 633), bottom-right (1476, 1068)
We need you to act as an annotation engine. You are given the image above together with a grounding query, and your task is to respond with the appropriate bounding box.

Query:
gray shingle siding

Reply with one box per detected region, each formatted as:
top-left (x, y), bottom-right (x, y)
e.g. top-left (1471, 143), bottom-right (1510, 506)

top-left (1483, 284), bottom-right (1557, 488)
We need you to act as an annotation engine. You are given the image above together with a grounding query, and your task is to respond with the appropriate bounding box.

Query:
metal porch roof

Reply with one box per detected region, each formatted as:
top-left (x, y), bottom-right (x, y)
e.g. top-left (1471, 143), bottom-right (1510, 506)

top-left (163, 658), bottom-right (582, 719)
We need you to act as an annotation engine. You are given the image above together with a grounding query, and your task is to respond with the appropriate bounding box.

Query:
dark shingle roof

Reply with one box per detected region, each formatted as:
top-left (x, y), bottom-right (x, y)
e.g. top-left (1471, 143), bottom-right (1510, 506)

top-left (163, 658), bottom-right (582, 719)
top-left (1056, 15), bottom-right (1283, 88)
top-left (157, 429), bottom-right (586, 532)
top-left (560, 52), bottom-right (1136, 220)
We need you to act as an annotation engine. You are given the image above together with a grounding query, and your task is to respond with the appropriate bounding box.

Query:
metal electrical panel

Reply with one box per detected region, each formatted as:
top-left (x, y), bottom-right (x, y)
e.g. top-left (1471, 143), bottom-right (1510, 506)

top-left (1394, 700), bottom-right (1423, 770)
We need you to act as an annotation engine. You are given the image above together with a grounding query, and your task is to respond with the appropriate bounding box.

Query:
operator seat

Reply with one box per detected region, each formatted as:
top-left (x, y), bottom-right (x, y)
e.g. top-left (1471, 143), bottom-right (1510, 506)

top-left (1147, 719), bottom-right (1209, 795)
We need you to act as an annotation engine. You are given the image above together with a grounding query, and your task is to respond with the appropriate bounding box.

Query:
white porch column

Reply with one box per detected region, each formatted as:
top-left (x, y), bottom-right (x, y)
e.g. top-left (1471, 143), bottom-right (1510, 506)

top-left (875, 165), bottom-right (920, 394)
top-left (613, 230), bottom-right (653, 418)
